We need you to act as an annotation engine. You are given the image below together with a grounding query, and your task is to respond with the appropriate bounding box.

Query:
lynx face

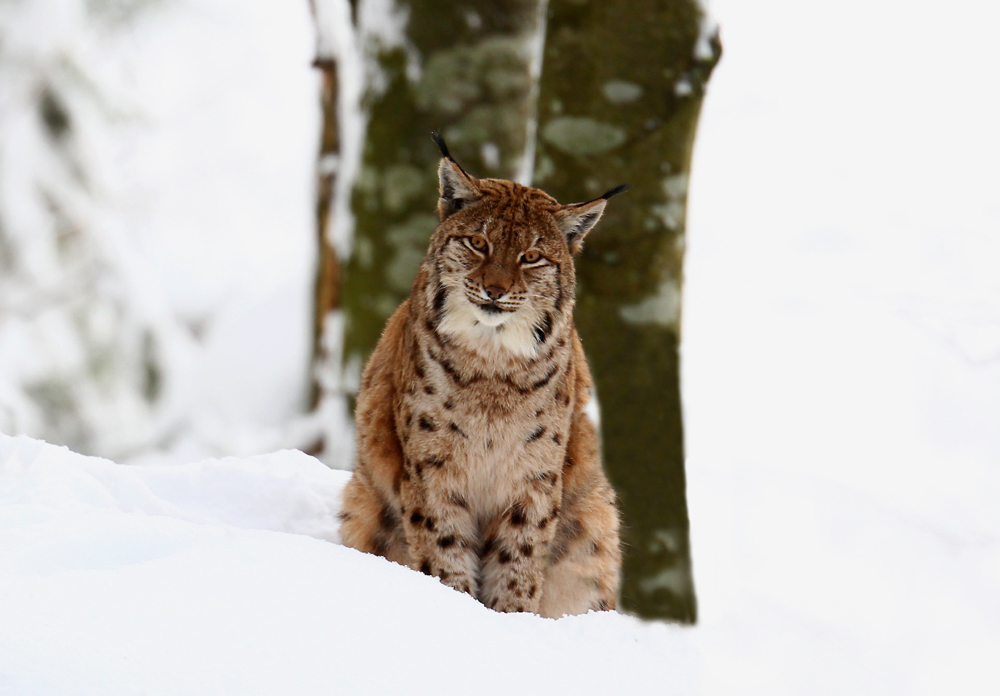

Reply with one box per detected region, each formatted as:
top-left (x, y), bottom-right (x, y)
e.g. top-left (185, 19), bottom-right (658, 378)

top-left (426, 153), bottom-right (624, 359)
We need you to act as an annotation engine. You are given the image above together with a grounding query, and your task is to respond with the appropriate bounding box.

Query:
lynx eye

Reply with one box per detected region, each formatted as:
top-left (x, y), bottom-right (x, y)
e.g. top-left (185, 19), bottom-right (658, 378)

top-left (468, 235), bottom-right (488, 252)
top-left (521, 249), bottom-right (543, 264)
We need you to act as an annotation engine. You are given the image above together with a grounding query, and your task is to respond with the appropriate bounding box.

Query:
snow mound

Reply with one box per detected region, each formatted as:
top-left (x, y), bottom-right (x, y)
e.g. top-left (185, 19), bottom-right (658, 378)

top-left (0, 433), bottom-right (690, 696)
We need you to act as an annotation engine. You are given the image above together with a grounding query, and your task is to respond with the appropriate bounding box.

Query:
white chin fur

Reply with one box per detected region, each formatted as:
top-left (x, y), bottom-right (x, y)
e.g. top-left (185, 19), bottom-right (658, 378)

top-left (438, 295), bottom-right (539, 359)
top-left (474, 307), bottom-right (512, 327)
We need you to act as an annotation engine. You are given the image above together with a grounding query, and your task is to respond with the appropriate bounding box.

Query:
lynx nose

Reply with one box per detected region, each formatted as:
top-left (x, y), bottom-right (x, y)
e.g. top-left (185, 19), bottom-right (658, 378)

top-left (484, 285), bottom-right (507, 301)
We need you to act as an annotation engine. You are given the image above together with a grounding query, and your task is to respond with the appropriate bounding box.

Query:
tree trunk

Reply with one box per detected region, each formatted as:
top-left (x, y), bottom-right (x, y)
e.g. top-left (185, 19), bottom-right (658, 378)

top-left (341, 0), bottom-right (545, 382)
top-left (532, 0), bottom-right (721, 621)
top-left (310, 55), bottom-right (343, 412)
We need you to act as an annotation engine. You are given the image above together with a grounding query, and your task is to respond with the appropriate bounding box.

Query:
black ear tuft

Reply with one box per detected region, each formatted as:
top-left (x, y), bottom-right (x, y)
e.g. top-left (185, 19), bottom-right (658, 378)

top-left (600, 183), bottom-right (630, 200)
top-left (431, 132), bottom-right (452, 161)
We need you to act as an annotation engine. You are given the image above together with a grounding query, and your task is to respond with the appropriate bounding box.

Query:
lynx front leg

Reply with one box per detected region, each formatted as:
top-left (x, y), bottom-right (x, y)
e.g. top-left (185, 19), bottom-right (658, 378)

top-left (538, 410), bottom-right (621, 618)
top-left (399, 461), bottom-right (479, 597)
top-left (478, 471), bottom-right (561, 613)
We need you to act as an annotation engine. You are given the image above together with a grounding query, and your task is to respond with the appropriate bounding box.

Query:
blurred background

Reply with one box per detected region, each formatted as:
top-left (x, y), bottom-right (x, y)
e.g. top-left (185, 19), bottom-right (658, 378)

top-left (1, 0), bottom-right (998, 688)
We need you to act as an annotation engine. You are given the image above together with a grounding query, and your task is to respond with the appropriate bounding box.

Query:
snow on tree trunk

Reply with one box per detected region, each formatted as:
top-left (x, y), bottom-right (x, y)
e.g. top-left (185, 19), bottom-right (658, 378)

top-left (532, 0), bottom-right (721, 622)
top-left (308, 0), bottom-right (365, 467)
top-left (341, 0), bottom-right (547, 388)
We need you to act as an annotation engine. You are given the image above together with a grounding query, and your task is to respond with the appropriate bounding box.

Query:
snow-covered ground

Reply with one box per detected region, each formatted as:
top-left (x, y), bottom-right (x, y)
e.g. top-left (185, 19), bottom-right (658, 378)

top-left (0, 434), bottom-right (693, 696)
top-left (2, 0), bottom-right (999, 694)
top-left (683, 0), bottom-right (1000, 693)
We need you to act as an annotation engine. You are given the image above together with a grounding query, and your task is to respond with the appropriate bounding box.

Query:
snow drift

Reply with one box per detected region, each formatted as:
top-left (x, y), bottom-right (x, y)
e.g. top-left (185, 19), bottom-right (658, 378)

top-left (0, 433), bottom-right (692, 696)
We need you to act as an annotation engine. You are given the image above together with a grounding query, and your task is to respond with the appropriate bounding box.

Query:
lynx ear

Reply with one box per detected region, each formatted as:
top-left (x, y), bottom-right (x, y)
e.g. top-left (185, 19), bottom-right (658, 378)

top-left (556, 184), bottom-right (629, 254)
top-left (432, 132), bottom-right (480, 220)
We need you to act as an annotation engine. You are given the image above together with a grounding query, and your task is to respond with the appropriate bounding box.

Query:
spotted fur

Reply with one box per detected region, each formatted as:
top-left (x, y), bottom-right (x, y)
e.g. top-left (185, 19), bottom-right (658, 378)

top-left (339, 142), bottom-right (622, 617)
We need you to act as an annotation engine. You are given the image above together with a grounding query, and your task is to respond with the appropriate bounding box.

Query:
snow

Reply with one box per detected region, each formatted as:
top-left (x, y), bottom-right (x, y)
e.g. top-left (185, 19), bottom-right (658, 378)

top-left (2, 0), bottom-right (1000, 694)
top-left (682, 0), bottom-right (1000, 693)
top-left (0, 433), bottom-right (692, 696)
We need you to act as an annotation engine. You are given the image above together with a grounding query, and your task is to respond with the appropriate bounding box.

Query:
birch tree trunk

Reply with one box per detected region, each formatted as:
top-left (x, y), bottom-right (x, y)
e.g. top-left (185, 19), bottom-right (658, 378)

top-left (341, 0), bottom-right (545, 382)
top-left (532, 0), bottom-right (721, 621)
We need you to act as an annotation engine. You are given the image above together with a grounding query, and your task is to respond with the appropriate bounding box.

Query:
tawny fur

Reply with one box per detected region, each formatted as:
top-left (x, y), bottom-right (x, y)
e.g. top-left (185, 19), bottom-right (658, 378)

top-left (339, 151), bottom-right (622, 617)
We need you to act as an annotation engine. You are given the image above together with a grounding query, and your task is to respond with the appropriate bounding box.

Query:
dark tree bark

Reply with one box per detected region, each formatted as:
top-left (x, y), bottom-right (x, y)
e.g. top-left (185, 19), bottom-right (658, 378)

top-left (532, 0), bottom-right (721, 621)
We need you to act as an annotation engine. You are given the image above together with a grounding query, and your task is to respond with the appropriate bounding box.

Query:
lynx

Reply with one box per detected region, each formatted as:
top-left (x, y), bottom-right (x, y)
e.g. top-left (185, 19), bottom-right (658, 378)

top-left (338, 135), bottom-right (624, 617)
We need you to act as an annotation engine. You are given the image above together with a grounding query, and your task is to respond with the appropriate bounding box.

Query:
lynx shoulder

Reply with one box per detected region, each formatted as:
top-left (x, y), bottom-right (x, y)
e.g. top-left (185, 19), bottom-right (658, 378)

top-left (338, 136), bottom-right (624, 617)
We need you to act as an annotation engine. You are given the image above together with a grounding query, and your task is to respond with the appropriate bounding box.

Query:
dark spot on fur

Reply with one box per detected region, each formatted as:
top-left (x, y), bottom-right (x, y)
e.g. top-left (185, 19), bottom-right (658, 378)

top-left (420, 561), bottom-right (431, 575)
top-left (532, 471), bottom-right (558, 488)
top-left (440, 570), bottom-right (449, 580)
top-left (486, 438), bottom-right (494, 450)
top-left (379, 505), bottom-right (397, 531)
top-left (554, 389), bottom-right (564, 404)
top-left (427, 455), bottom-right (445, 469)
top-left (552, 433), bottom-right (561, 445)
top-left (528, 584), bottom-right (537, 599)
top-left (500, 375), bottom-right (530, 395)
top-left (509, 503), bottom-right (528, 526)
top-left (424, 517), bottom-right (436, 532)
top-left (548, 516), bottom-right (582, 565)
top-left (532, 311), bottom-right (553, 345)
top-left (537, 517), bottom-right (548, 530)
top-left (589, 541), bottom-right (601, 555)
top-left (507, 579), bottom-right (517, 591)
top-left (438, 535), bottom-right (456, 549)
top-left (410, 510), bottom-right (424, 525)
top-left (514, 605), bottom-right (525, 613)
top-left (415, 363), bottom-right (425, 379)
top-left (526, 426), bottom-right (546, 443)
top-left (432, 284), bottom-right (448, 325)
top-left (337, 511), bottom-right (353, 522)
top-left (430, 350), bottom-right (465, 386)
top-left (597, 599), bottom-right (610, 611)
top-left (443, 399), bottom-right (454, 410)
top-left (449, 492), bottom-right (469, 509)
top-left (480, 536), bottom-right (496, 558)
top-left (564, 451), bottom-right (576, 469)
top-left (498, 549), bottom-right (513, 564)
top-left (418, 416), bottom-right (436, 432)
top-left (423, 384), bottom-right (435, 395)
top-left (535, 408), bottom-right (545, 418)
top-left (520, 543), bottom-right (534, 558)
top-left (449, 422), bottom-right (468, 438)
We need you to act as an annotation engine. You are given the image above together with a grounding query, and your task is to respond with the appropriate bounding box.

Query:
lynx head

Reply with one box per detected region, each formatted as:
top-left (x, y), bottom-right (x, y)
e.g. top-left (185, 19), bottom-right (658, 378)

top-left (422, 134), bottom-right (627, 360)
